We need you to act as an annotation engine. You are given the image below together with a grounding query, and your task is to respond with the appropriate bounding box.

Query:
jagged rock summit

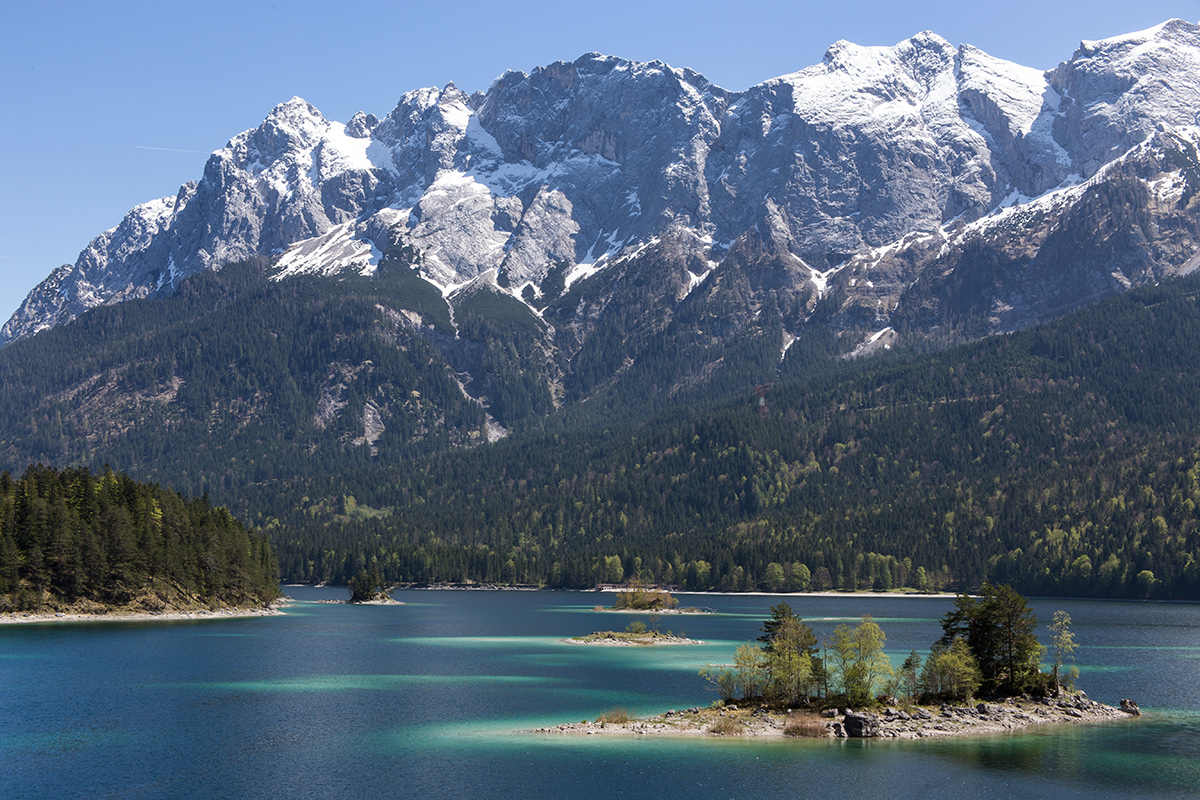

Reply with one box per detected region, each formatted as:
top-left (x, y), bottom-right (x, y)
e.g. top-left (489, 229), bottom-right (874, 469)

top-left (5, 20), bottom-right (1200, 349)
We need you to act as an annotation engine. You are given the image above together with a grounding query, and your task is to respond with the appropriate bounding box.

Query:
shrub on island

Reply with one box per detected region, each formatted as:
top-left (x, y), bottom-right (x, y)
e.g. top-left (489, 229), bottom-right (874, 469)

top-left (613, 587), bottom-right (679, 611)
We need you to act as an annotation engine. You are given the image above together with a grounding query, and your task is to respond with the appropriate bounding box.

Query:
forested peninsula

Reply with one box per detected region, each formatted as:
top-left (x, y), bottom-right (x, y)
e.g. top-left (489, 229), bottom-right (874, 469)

top-left (0, 464), bottom-right (280, 616)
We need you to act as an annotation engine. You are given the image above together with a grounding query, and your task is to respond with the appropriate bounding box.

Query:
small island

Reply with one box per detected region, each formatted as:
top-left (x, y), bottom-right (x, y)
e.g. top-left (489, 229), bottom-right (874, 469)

top-left (347, 568), bottom-right (403, 604)
top-left (593, 585), bottom-right (713, 615)
top-left (540, 584), bottom-right (1142, 739)
top-left (567, 619), bottom-right (703, 646)
top-left (574, 587), bottom-right (706, 645)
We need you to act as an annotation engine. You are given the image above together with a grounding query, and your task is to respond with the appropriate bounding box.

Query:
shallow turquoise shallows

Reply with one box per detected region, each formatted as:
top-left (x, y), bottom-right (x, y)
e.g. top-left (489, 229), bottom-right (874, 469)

top-left (3, 588), bottom-right (1200, 799)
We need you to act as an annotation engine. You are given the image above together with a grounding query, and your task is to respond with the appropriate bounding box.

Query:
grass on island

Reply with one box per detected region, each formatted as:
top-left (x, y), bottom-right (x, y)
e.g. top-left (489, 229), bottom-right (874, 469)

top-left (782, 715), bottom-right (830, 738)
top-left (707, 716), bottom-right (746, 736)
top-left (595, 708), bottom-right (633, 725)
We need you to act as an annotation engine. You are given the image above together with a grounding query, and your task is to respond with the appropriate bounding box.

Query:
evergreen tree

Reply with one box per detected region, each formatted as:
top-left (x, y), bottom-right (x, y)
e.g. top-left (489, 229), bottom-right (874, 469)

top-left (940, 583), bottom-right (1042, 695)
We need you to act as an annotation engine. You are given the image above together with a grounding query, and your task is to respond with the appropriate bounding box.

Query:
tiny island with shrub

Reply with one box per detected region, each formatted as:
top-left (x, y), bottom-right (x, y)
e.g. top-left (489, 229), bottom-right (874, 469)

top-left (569, 586), bottom-right (709, 646)
top-left (541, 583), bottom-right (1141, 738)
top-left (568, 617), bottom-right (702, 646)
top-left (592, 585), bottom-right (713, 614)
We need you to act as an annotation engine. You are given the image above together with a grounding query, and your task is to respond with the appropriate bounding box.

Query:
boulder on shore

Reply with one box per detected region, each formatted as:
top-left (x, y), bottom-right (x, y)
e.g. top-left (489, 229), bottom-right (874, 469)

top-left (1120, 699), bottom-right (1141, 716)
top-left (843, 713), bottom-right (882, 738)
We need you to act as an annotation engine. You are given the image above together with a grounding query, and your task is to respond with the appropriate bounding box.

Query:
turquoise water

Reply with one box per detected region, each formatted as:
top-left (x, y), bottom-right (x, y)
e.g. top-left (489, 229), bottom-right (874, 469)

top-left (2, 589), bottom-right (1199, 798)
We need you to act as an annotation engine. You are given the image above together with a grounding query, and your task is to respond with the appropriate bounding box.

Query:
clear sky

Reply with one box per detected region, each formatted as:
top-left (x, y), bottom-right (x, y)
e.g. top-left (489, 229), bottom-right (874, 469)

top-left (2, 0), bottom-right (1197, 324)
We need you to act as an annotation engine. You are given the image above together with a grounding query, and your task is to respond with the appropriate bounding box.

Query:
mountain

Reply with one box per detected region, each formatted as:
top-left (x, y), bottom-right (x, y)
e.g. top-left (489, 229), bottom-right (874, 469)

top-left (6, 21), bottom-right (1200, 361)
top-left (7, 262), bottom-right (1200, 600)
top-left (3, 22), bottom-right (1200, 599)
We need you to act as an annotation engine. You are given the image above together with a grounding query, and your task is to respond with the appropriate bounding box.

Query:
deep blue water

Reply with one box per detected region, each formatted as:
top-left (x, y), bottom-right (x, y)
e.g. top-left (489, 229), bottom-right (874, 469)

top-left (3, 589), bottom-right (1200, 799)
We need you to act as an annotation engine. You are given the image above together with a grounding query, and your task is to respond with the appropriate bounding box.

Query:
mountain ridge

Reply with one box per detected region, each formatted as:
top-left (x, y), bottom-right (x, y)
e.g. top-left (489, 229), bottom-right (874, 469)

top-left (6, 19), bottom-right (1200, 353)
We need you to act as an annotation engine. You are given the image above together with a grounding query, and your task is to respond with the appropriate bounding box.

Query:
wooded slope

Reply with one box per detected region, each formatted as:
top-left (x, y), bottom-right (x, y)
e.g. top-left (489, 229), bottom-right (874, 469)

top-left (0, 464), bottom-right (279, 612)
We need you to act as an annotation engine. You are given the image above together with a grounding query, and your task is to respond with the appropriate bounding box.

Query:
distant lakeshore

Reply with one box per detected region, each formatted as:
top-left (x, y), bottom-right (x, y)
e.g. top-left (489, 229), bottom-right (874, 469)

top-left (313, 582), bottom-right (961, 598)
top-left (0, 586), bottom-right (966, 624)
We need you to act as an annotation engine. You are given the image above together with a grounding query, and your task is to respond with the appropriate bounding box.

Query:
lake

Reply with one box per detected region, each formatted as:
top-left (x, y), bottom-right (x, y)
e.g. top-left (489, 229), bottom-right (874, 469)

top-left (3, 588), bottom-right (1199, 798)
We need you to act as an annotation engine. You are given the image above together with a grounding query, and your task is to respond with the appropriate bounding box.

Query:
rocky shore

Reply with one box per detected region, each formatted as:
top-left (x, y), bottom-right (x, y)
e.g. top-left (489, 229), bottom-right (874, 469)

top-left (0, 604), bottom-right (286, 625)
top-left (316, 598), bottom-right (405, 605)
top-left (591, 608), bottom-right (715, 616)
top-left (531, 693), bottom-right (1141, 739)
top-left (565, 631), bottom-right (703, 646)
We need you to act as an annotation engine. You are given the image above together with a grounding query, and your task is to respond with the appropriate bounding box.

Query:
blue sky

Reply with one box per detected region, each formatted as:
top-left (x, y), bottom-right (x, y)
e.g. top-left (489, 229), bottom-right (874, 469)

top-left (2, 0), bottom-right (1197, 324)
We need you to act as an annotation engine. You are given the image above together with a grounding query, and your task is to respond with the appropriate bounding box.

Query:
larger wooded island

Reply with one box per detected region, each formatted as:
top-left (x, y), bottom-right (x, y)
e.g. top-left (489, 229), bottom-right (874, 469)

top-left (0, 465), bottom-right (280, 618)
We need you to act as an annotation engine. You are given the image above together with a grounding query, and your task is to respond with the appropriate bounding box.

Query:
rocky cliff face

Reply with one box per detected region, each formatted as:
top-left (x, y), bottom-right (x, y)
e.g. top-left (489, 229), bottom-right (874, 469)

top-left (5, 20), bottom-right (1200, 372)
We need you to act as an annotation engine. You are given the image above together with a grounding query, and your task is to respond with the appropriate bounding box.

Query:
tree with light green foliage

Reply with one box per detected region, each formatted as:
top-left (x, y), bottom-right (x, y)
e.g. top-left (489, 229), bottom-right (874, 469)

top-left (828, 615), bottom-right (892, 705)
top-left (1136, 570), bottom-right (1157, 597)
top-left (789, 563), bottom-right (811, 592)
top-left (763, 561), bottom-right (785, 591)
top-left (699, 641), bottom-right (769, 703)
top-left (734, 642), bottom-right (769, 700)
top-left (1049, 610), bottom-right (1079, 692)
top-left (698, 664), bottom-right (738, 702)
top-left (919, 638), bottom-right (981, 701)
top-left (603, 555), bottom-right (624, 584)
top-left (758, 601), bottom-right (824, 705)
top-left (764, 616), bottom-right (817, 706)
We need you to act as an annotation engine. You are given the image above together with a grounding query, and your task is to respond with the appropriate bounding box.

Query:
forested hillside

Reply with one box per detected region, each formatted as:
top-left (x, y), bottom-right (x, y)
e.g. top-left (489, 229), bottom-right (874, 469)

top-left (0, 248), bottom-right (837, 494)
top-left (258, 276), bottom-right (1200, 600)
top-left (0, 255), bottom-right (492, 492)
top-left (0, 465), bottom-right (279, 612)
top-left (6, 257), bottom-right (1200, 600)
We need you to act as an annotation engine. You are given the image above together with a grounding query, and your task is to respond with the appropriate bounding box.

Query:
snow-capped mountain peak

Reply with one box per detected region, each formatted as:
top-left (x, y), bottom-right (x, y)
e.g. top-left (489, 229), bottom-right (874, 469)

top-left (4, 20), bottom-right (1200, 350)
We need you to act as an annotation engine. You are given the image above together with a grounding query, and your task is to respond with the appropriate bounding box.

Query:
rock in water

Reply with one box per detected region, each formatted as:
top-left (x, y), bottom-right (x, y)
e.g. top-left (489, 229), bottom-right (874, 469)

top-left (1119, 699), bottom-right (1141, 716)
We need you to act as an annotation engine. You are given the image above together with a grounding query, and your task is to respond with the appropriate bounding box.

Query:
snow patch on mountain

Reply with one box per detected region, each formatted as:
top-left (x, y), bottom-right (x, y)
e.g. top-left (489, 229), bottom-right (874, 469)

top-left (274, 221), bottom-right (381, 278)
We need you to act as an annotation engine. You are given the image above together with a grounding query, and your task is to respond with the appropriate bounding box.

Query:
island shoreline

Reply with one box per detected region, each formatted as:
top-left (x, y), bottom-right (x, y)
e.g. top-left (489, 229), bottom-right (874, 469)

top-left (563, 633), bottom-right (704, 646)
top-left (530, 694), bottom-right (1141, 740)
top-left (0, 602), bottom-right (289, 625)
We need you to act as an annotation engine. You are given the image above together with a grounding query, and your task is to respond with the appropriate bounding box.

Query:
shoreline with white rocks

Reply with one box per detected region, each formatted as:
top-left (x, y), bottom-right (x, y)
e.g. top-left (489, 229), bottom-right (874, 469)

top-left (0, 604), bottom-right (286, 625)
top-left (564, 631), bottom-right (704, 646)
top-left (530, 693), bottom-right (1142, 740)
